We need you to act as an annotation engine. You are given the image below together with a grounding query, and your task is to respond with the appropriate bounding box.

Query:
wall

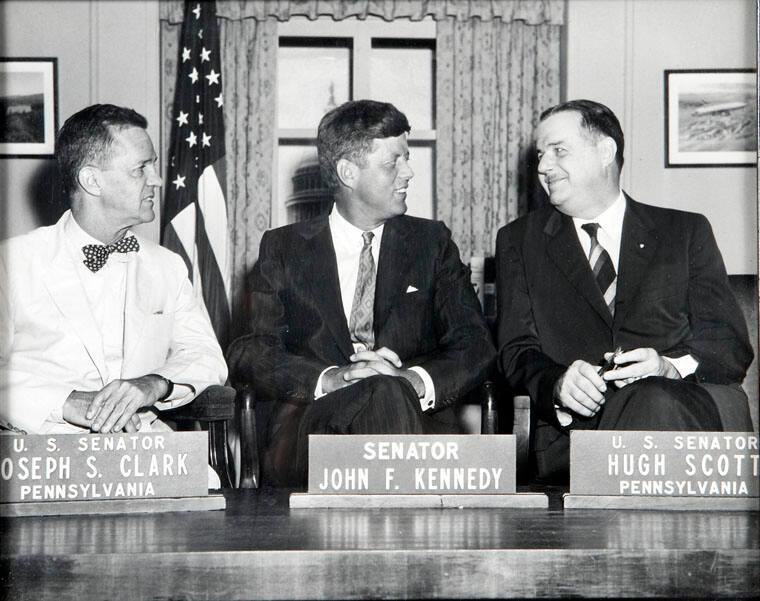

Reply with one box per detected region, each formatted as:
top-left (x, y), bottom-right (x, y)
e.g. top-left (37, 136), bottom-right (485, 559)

top-left (0, 0), bottom-right (161, 241)
top-left (565, 0), bottom-right (757, 275)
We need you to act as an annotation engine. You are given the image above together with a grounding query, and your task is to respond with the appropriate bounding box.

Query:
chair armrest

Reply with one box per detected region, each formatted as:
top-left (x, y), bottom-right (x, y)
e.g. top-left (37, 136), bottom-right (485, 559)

top-left (513, 395), bottom-right (531, 474)
top-left (163, 385), bottom-right (235, 422)
top-left (480, 380), bottom-right (498, 435)
top-left (236, 383), bottom-right (259, 489)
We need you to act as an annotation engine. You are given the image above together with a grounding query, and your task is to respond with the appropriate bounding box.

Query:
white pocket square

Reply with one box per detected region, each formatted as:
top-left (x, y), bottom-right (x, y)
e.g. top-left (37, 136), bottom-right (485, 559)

top-left (406, 285), bottom-right (418, 293)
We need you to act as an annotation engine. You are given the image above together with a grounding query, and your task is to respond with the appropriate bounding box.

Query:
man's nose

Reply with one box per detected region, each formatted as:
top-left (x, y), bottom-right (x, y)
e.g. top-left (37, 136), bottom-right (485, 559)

top-left (399, 158), bottom-right (414, 180)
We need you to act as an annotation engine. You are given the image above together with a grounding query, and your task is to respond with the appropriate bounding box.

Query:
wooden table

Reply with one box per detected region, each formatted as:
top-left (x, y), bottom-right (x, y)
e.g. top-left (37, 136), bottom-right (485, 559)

top-left (1, 487), bottom-right (758, 599)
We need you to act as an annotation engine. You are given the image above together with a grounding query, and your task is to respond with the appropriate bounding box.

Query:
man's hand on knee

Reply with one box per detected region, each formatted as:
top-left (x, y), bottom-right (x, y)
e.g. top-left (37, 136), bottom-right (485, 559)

top-left (602, 347), bottom-right (681, 388)
top-left (63, 389), bottom-right (143, 433)
top-left (554, 360), bottom-right (607, 417)
top-left (322, 347), bottom-right (425, 397)
top-left (85, 375), bottom-right (169, 433)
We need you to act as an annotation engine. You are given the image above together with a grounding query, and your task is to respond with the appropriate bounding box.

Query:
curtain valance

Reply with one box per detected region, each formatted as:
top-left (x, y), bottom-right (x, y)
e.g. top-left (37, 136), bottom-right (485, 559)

top-left (160, 0), bottom-right (564, 26)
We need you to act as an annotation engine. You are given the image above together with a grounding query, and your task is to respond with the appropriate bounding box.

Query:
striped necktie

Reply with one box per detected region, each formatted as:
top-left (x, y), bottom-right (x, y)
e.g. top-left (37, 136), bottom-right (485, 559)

top-left (581, 223), bottom-right (616, 316)
top-left (348, 231), bottom-right (376, 351)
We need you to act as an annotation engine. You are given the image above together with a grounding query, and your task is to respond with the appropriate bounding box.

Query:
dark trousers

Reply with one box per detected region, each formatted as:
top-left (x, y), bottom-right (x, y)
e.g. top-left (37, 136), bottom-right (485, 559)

top-left (534, 377), bottom-right (739, 482)
top-left (267, 375), bottom-right (458, 487)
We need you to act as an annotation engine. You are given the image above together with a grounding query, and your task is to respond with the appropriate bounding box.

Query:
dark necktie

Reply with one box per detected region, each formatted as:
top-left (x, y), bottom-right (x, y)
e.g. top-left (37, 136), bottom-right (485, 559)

top-left (82, 236), bottom-right (140, 273)
top-left (348, 231), bottom-right (376, 351)
top-left (581, 223), bottom-right (616, 315)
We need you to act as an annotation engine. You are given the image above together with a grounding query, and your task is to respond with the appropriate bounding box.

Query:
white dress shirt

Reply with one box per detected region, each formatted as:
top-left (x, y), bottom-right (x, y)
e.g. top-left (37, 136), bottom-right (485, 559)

top-left (314, 207), bottom-right (436, 411)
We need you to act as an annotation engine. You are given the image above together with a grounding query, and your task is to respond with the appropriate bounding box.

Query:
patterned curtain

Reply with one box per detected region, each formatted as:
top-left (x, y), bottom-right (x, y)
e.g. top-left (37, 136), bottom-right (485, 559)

top-left (160, 0), bottom-right (563, 330)
top-left (437, 18), bottom-right (561, 261)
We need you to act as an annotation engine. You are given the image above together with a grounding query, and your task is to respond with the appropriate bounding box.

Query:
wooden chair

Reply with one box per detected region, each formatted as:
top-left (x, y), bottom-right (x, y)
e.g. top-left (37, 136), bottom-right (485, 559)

top-left (163, 384), bottom-right (257, 488)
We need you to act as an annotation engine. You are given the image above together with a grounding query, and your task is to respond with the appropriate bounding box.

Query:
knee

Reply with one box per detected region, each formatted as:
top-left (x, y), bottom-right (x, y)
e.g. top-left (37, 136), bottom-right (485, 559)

top-left (614, 376), bottom-right (682, 410)
top-left (364, 375), bottom-right (417, 407)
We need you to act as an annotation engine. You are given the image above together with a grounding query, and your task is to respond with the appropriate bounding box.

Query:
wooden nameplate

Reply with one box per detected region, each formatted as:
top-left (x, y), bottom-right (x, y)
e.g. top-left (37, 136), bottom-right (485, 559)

top-left (290, 492), bottom-right (548, 509)
top-left (563, 494), bottom-right (759, 511)
top-left (0, 493), bottom-right (226, 517)
top-left (565, 431), bottom-right (759, 511)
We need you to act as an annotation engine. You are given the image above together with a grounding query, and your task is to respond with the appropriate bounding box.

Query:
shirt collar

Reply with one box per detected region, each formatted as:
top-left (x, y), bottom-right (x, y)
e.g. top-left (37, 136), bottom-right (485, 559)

top-left (572, 190), bottom-right (626, 239)
top-left (65, 210), bottom-right (137, 266)
top-left (329, 206), bottom-right (384, 250)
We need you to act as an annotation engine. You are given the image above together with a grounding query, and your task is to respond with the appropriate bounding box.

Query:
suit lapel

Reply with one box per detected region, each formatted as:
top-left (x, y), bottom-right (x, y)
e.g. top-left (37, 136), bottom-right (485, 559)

top-left (374, 217), bottom-right (413, 332)
top-left (544, 209), bottom-right (614, 328)
top-left (301, 218), bottom-right (354, 361)
top-left (614, 196), bottom-right (659, 329)
top-left (43, 232), bottom-right (108, 385)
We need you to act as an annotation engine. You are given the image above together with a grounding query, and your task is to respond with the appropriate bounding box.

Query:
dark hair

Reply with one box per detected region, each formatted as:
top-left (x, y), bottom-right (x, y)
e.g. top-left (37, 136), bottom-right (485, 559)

top-left (317, 100), bottom-right (410, 190)
top-left (540, 99), bottom-right (625, 170)
top-left (56, 104), bottom-right (148, 199)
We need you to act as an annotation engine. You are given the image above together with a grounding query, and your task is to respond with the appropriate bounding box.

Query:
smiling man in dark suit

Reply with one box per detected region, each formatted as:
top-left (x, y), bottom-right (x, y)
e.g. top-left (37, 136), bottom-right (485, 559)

top-left (496, 99), bottom-right (753, 481)
top-left (230, 100), bottom-right (495, 485)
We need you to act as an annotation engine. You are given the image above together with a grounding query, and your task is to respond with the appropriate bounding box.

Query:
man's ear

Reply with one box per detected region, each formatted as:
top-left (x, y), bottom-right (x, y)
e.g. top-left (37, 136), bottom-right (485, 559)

top-left (335, 158), bottom-right (358, 189)
top-left (598, 137), bottom-right (618, 169)
top-left (77, 166), bottom-right (102, 197)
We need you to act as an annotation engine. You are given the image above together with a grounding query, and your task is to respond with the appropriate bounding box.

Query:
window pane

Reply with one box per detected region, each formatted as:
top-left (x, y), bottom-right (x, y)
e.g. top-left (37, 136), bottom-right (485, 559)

top-left (370, 40), bottom-right (434, 130)
top-left (278, 41), bottom-right (351, 130)
top-left (278, 144), bottom-right (334, 226)
top-left (405, 144), bottom-right (434, 220)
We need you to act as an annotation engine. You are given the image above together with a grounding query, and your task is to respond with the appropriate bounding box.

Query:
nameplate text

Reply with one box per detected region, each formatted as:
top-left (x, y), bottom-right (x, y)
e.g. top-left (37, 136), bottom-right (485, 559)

top-left (0, 432), bottom-right (209, 503)
top-left (570, 431), bottom-right (759, 497)
top-left (308, 435), bottom-right (515, 494)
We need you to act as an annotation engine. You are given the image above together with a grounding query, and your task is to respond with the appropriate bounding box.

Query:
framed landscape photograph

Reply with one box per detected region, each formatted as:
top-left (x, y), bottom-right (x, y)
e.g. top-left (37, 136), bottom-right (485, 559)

top-left (665, 69), bottom-right (756, 167)
top-left (0, 58), bottom-right (58, 157)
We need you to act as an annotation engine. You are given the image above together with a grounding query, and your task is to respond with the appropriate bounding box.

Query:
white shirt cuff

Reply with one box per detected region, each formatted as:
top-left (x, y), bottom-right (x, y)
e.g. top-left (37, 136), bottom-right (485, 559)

top-left (408, 366), bottom-right (435, 412)
top-left (314, 366), bottom-right (338, 399)
top-left (663, 354), bottom-right (699, 378)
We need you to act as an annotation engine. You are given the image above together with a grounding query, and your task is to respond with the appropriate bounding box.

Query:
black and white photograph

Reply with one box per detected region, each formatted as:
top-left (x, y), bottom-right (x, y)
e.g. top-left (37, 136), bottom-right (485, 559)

top-left (665, 68), bottom-right (756, 167)
top-left (0, 58), bottom-right (57, 157)
top-left (0, 1), bottom-right (757, 600)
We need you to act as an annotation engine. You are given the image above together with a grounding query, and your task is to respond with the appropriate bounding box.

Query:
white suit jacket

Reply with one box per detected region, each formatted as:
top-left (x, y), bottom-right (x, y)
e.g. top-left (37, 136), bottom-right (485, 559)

top-left (0, 211), bottom-right (228, 434)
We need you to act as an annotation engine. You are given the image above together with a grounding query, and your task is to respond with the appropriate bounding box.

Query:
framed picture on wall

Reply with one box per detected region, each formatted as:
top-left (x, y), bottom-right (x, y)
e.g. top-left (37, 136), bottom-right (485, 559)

top-left (665, 69), bottom-right (756, 167)
top-left (0, 58), bottom-right (58, 158)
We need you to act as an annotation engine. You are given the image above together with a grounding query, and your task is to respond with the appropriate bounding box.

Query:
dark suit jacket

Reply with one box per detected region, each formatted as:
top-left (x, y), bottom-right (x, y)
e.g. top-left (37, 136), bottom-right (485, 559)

top-left (495, 195), bottom-right (753, 435)
top-left (230, 214), bottom-right (495, 441)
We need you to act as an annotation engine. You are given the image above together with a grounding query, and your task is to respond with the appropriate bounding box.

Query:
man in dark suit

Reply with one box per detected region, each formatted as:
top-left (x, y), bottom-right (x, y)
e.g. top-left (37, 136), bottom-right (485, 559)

top-left (496, 99), bottom-right (753, 481)
top-left (230, 100), bottom-right (495, 485)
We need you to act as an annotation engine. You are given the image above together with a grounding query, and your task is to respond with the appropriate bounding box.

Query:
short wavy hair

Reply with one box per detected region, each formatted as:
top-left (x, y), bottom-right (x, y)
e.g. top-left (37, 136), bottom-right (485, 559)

top-left (56, 104), bottom-right (148, 200)
top-left (317, 100), bottom-right (410, 191)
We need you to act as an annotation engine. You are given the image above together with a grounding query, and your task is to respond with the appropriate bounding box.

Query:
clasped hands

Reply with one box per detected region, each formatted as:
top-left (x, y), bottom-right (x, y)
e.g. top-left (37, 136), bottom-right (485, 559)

top-left (62, 375), bottom-right (171, 433)
top-left (322, 346), bottom-right (425, 397)
top-left (553, 347), bottom-right (681, 420)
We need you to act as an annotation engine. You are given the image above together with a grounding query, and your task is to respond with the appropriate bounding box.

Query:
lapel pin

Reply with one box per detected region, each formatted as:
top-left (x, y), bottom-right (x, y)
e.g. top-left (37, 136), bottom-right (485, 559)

top-left (639, 243), bottom-right (645, 249)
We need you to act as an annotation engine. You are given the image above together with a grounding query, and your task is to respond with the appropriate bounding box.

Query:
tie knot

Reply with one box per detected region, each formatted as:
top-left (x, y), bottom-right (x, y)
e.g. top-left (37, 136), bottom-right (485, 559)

top-left (361, 231), bottom-right (374, 247)
top-left (82, 236), bottom-right (140, 272)
top-left (581, 222), bottom-right (601, 240)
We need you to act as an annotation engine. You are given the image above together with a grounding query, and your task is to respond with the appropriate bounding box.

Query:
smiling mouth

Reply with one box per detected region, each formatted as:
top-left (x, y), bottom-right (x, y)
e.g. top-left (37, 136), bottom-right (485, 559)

top-left (394, 186), bottom-right (408, 195)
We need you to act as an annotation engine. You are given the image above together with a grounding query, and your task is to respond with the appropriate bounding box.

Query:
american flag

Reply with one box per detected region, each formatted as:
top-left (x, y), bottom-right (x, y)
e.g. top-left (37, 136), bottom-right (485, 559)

top-left (162, 0), bottom-right (230, 347)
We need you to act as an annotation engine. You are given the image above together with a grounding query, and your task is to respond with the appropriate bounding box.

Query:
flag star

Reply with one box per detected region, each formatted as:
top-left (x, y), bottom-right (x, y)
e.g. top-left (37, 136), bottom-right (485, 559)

top-left (202, 133), bottom-right (212, 147)
top-left (188, 67), bottom-right (199, 83)
top-left (198, 113), bottom-right (204, 125)
top-left (205, 69), bottom-right (220, 85)
top-left (176, 111), bottom-right (189, 126)
top-left (172, 174), bottom-right (187, 189)
top-left (192, 3), bottom-right (201, 19)
top-left (200, 47), bottom-right (211, 62)
top-left (182, 47), bottom-right (191, 62)
top-left (186, 131), bottom-right (197, 148)
top-left (215, 92), bottom-right (224, 107)
top-left (198, 28), bottom-right (203, 39)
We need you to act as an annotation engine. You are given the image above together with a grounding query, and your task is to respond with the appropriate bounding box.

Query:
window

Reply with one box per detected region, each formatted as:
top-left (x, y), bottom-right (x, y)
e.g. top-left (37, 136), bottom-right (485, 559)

top-left (275, 17), bottom-right (436, 227)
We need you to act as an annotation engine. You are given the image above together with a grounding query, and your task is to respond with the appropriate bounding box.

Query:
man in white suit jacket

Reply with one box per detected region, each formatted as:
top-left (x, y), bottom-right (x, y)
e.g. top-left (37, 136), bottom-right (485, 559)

top-left (0, 104), bottom-right (227, 437)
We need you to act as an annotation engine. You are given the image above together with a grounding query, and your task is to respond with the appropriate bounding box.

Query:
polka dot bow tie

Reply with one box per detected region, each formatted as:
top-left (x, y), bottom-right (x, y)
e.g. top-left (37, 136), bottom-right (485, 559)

top-left (82, 236), bottom-right (140, 272)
